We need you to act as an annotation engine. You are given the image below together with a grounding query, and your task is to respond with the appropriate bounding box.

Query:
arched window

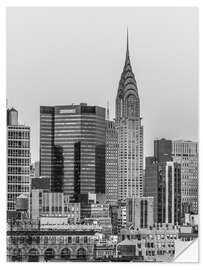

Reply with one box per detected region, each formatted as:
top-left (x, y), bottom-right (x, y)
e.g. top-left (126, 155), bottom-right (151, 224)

top-left (61, 248), bottom-right (71, 260)
top-left (44, 248), bottom-right (55, 262)
top-left (77, 248), bottom-right (86, 261)
top-left (11, 249), bottom-right (22, 262)
top-left (28, 248), bottom-right (39, 262)
top-left (127, 94), bottom-right (136, 117)
top-left (117, 95), bottom-right (123, 118)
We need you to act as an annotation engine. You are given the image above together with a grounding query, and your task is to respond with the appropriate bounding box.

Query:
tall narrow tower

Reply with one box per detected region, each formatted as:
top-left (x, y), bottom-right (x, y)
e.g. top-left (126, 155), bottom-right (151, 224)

top-left (7, 108), bottom-right (31, 219)
top-left (115, 31), bottom-right (144, 201)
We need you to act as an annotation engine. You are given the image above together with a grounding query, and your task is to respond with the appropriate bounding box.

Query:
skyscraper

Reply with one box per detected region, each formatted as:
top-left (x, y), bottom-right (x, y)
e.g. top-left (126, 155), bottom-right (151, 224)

top-left (7, 108), bottom-right (31, 219)
top-left (105, 120), bottom-right (118, 205)
top-left (165, 161), bottom-right (181, 225)
top-left (115, 31), bottom-right (144, 201)
top-left (144, 157), bottom-right (160, 224)
top-left (145, 139), bottom-right (182, 225)
top-left (154, 139), bottom-right (172, 163)
top-left (172, 140), bottom-right (198, 215)
top-left (40, 103), bottom-right (106, 200)
top-left (144, 139), bottom-right (173, 224)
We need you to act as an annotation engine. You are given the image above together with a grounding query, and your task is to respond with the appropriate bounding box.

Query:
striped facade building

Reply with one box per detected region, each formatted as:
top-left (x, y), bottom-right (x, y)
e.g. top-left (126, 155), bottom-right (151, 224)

top-left (40, 103), bottom-right (106, 200)
top-left (172, 140), bottom-right (198, 214)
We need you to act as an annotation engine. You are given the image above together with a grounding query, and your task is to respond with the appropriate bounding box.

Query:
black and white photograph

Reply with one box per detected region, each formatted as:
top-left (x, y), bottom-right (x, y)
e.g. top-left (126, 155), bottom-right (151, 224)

top-left (4, 5), bottom-right (199, 263)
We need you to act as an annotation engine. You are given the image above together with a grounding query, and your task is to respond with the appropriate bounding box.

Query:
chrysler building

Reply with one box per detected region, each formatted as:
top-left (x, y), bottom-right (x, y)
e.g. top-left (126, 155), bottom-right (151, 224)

top-left (115, 31), bottom-right (144, 201)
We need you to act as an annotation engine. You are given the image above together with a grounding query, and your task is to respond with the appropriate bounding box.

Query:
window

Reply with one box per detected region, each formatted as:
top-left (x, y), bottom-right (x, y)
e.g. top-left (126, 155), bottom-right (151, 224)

top-left (68, 237), bottom-right (72, 244)
top-left (76, 237), bottom-right (79, 243)
top-left (84, 237), bottom-right (88, 243)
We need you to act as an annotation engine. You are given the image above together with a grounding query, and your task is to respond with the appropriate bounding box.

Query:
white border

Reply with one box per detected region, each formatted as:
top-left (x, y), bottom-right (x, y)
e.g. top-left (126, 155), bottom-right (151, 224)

top-left (0, 1), bottom-right (202, 269)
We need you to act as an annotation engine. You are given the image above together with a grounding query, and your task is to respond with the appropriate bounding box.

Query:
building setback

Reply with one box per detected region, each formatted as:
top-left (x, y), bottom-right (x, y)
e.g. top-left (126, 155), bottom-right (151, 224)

top-left (40, 103), bottom-right (106, 200)
top-left (172, 140), bottom-right (198, 215)
top-left (115, 31), bottom-right (144, 201)
top-left (105, 120), bottom-right (118, 206)
top-left (7, 108), bottom-right (31, 219)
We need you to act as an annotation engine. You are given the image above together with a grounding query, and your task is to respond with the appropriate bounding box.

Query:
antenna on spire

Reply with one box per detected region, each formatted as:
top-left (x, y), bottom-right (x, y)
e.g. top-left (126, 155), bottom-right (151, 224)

top-left (107, 101), bottom-right (110, 120)
top-left (126, 26), bottom-right (129, 57)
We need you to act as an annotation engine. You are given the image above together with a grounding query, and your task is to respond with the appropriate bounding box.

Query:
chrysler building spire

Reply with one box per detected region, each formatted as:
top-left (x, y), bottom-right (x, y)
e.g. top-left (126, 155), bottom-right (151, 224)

top-left (115, 31), bottom-right (144, 202)
top-left (125, 28), bottom-right (130, 67)
top-left (126, 28), bottom-right (129, 56)
top-left (116, 30), bottom-right (139, 120)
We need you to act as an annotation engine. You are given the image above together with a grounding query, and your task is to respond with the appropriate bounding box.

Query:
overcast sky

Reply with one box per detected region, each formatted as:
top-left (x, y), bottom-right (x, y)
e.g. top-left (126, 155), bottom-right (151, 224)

top-left (7, 7), bottom-right (198, 162)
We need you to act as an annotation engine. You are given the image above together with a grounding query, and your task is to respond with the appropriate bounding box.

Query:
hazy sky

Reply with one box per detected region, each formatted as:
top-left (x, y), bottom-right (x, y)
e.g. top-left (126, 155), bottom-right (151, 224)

top-left (7, 7), bottom-right (198, 162)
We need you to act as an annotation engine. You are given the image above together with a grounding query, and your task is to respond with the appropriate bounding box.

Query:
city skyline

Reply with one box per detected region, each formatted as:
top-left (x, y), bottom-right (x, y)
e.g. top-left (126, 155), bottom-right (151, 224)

top-left (6, 6), bottom-right (199, 263)
top-left (7, 7), bottom-right (198, 162)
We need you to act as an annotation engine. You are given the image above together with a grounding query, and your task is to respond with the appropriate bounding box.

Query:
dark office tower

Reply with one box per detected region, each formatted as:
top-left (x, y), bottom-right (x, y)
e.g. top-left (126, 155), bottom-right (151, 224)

top-left (39, 106), bottom-right (55, 183)
top-left (165, 162), bottom-right (181, 225)
top-left (154, 138), bottom-right (172, 223)
top-left (105, 120), bottom-right (118, 206)
top-left (40, 104), bottom-right (106, 199)
top-left (154, 139), bottom-right (172, 163)
top-left (74, 141), bottom-right (81, 202)
top-left (144, 156), bottom-right (160, 224)
top-left (115, 31), bottom-right (144, 201)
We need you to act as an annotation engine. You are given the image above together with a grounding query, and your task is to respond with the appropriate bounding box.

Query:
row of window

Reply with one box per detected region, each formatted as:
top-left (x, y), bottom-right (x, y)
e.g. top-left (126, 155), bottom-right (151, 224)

top-left (8, 140), bottom-right (30, 148)
top-left (8, 185), bottom-right (30, 193)
top-left (146, 249), bottom-right (175, 256)
top-left (8, 158), bottom-right (30, 166)
top-left (8, 149), bottom-right (30, 157)
top-left (41, 206), bottom-right (79, 213)
top-left (42, 235), bottom-right (89, 245)
top-left (122, 234), bottom-right (177, 241)
top-left (8, 131), bottom-right (30, 139)
top-left (8, 167), bottom-right (30, 174)
top-left (8, 176), bottom-right (29, 183)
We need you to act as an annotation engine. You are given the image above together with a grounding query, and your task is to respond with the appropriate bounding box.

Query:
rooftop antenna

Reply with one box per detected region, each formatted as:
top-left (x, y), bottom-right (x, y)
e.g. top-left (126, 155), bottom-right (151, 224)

top-left (107, 101), bottom-right (110, 120)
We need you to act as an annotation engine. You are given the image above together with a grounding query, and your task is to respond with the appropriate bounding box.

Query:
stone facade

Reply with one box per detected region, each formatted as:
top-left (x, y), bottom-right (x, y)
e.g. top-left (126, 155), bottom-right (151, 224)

top-left (7, 229), bottom-right (96, 262)
top-left (118, 224), bottom-right (179, 262)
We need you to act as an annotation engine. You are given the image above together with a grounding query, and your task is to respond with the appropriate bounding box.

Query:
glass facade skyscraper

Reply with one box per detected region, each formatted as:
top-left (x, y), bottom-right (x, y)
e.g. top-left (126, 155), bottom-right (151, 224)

top-left (40, 103), bottom-right (106, 200)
